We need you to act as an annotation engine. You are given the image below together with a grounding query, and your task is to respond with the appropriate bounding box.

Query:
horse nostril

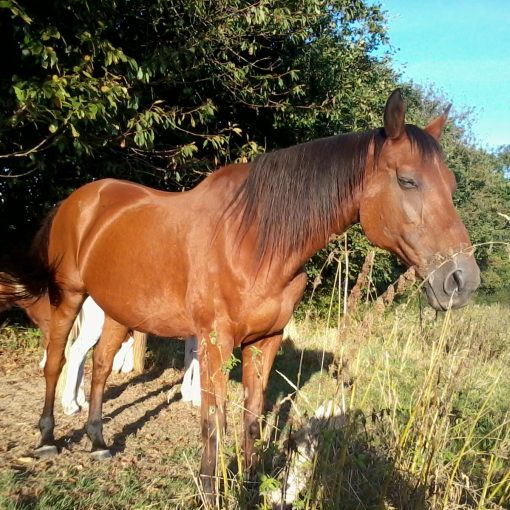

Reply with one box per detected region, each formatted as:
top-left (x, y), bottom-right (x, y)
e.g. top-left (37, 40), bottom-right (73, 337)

top-left (452, 270), bottom-right (464, 291)
top-left (444, 269), bottom-right (464, 295)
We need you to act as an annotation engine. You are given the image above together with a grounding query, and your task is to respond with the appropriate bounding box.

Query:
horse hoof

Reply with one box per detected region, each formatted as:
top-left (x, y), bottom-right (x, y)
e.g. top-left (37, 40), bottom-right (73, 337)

top-left (34, 445), bottom-right (58, 458)
top-left (91, 449), bottom-right (112, 461)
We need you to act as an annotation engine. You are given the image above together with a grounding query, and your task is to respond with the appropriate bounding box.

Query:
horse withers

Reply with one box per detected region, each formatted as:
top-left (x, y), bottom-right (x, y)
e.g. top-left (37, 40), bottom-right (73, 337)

top-left (0, 90), bottom-right (480, 498)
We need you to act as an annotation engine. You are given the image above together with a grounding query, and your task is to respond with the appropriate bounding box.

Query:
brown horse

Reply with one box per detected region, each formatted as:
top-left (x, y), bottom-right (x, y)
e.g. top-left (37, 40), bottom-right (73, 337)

top-left (0, 90), bottom-right (480, 497)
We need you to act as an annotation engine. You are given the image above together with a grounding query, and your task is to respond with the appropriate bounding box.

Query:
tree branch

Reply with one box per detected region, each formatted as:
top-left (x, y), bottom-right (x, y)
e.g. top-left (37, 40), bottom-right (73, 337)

top-left (0, 136), bottom-right (53, 160)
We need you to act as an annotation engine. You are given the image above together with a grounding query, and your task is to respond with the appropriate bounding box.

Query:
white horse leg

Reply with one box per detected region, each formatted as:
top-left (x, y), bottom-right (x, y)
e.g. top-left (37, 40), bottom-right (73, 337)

top-left (121, 336), bottom-right (135, 373)
top-left (61, 342), bottom-right (91, 416)
top-left (61, 298), bottom-right (105, 415)
top-left (112, 339), bottom-right (126, 372)
top-left (181, 345), bottom-right (193, 402)
top-left (75, 357), bottom-right (88, 410)
top-left (182, 336), bottom-right (201, 406)
top-left (189, 353), bottom-right (201, 407)
top-left (112, 335), bottom-right (135, 373)
top-left (39, 349), bottom-right (47, 369)
top-left (181, 336), bottom-right (194, 402)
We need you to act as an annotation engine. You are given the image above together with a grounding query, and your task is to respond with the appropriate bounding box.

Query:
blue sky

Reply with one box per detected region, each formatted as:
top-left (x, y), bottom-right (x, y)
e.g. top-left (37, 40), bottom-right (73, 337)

top-left (379, 0), bottom-right (510, 149)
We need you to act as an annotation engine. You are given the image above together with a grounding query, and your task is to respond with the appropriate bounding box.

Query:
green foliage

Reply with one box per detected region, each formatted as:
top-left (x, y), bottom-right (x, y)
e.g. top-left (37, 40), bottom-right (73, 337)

top-left (300, 238), bottom-right (385, 323)
top-left (0, 0), bottom-right (508, 301)
top-left (0, 0), bottom-right (393, 246)
top-left (221, 353), bottom-right (241, 375)
top-left (0, 324), bottom-right (41, 351)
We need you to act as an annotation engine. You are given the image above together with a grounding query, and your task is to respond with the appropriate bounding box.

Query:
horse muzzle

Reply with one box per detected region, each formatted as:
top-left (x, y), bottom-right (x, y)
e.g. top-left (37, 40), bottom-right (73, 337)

top-left (423, 253), bottom-right (480, 310)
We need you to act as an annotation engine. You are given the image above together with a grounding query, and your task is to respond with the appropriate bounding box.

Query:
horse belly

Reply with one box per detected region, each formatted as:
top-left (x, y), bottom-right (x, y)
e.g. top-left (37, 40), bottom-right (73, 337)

top-left (78, 215), bottom-right (194, 337)
top-left (83, 278), bottom-right (194, 338)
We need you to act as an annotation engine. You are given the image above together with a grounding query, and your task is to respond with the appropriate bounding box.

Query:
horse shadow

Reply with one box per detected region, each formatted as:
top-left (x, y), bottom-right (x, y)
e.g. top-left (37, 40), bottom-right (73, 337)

top-left (115, 335), bottom-right (335, 446)
top-left (60, 335), bottom-right (334, 454)
top-left (263, 409), bottom-right (428, 510)
top-left (60, 336), bottom-right (185, 449)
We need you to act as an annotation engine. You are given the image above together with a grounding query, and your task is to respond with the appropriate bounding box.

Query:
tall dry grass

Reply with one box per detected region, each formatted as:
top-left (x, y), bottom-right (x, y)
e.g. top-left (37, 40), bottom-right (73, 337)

top-left (200, 250), bottom-right (510, 509)
top-left (1, 248), bottom-right (509, 510)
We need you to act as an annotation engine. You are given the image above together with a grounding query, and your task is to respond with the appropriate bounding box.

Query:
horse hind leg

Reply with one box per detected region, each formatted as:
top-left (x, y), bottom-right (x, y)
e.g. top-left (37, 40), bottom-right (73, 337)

top-left (86, 317), bottom-right (129, 460)
top-left (36, 292), bottom-right (85, 458)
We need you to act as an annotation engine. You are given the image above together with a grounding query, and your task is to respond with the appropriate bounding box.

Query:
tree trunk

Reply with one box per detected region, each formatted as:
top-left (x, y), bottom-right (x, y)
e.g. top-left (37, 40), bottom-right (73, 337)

top-left (132, 331), bottom-right (147, 374)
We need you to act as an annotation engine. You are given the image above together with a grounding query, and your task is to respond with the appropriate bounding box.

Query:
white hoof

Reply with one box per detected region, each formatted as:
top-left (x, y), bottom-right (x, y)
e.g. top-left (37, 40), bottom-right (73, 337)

top-left (181, 391), bottom-right (201, 407)
top-left (34, 444), bottom-right (58, 458)
top-left (91, 449), bottom-right (112, 461)
top-left (62, 401), bottom-right (81, 416)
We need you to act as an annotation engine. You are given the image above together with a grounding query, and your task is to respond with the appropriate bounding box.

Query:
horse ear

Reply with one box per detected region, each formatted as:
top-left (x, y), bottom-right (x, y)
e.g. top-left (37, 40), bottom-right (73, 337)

top-left (424, 104), bottom-right (451, 140)
top-left (383, 89), bottom-right (406, 140)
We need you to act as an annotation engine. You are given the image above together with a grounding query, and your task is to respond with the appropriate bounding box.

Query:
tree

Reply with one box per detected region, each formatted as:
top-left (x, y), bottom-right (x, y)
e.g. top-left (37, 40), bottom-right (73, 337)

top-left (1, 0), bottom-right (507, 303)
top-left (0, 0), bottom-right (393, 247)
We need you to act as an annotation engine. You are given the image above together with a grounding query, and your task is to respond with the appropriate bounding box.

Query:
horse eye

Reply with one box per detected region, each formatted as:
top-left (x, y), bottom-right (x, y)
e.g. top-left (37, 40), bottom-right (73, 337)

top-left (397, 176), bottom-right (418, 189)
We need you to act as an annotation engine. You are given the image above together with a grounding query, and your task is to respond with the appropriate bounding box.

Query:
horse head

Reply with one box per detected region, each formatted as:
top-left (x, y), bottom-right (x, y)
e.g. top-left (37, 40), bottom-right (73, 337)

top-left (360, 89), bottom-right (480, 310)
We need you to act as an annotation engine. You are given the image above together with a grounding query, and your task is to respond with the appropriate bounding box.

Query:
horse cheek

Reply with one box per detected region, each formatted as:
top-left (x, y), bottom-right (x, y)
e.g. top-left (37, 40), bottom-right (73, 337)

top-left (359, 191), bottom-right (394, 251)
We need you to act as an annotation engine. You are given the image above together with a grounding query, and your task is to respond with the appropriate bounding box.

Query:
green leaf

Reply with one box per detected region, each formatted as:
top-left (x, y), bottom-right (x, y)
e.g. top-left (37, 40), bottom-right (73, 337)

top-left (70, 124), bottom-right (80, 138)
top-left (12, 85), bottom-right (24, 101)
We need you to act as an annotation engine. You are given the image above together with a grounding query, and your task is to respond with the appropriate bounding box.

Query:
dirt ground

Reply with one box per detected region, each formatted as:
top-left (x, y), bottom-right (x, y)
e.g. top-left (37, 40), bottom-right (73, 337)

top-left (0, 342), bottom-right (214, 502)
top-left (0, 334), bottom-right (321, 508)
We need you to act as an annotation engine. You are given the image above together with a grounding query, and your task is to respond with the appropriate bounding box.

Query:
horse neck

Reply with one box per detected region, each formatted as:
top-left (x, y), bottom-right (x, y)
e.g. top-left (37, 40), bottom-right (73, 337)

top-left (231, 132), bottom-right (377, 274)
top-left (258, 193), bottom-right (362, 282)
top-left (297, 195), bottom-right (361, 267)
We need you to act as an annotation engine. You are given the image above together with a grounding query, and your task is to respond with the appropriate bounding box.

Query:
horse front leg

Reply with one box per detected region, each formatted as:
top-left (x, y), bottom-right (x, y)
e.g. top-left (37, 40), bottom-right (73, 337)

top-left (197, 329), bottom-right (234, 502)
top-left (241, 333), bottom-right (282, 472)
top-left (85, 318), bottom-right (128, 460)
top-left (36, 293), bottom-right (84, 458)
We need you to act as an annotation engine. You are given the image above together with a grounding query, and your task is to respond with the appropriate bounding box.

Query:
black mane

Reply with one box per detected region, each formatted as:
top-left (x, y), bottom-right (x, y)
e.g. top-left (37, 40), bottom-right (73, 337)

top-left (233, 125), bottom-right (441, 259)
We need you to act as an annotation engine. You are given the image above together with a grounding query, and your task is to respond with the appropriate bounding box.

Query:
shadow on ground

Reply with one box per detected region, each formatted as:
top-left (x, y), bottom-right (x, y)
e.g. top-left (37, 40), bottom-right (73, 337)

top-left (266, 409), bottom-right (428, 510)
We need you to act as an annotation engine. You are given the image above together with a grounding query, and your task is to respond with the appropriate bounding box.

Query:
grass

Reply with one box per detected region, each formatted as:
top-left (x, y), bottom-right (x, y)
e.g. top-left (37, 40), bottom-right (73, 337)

top-left (258, 298), bottom-right (509, 510)
top-left (0, 324), bottom-right (41, 352)
top-left (1, 286), bottom-right (509, 509)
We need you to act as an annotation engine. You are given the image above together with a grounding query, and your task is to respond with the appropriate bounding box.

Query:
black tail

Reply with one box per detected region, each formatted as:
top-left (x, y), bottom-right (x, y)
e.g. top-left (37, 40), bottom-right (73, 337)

top-left (0, 207), bottom-right (60, 307)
